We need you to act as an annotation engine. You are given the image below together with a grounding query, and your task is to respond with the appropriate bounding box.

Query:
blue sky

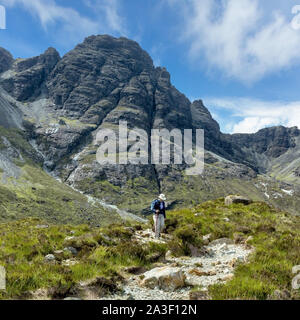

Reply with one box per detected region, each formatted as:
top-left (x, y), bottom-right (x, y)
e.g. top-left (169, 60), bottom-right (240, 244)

top-left (1, 0), bottom-right (300, 133)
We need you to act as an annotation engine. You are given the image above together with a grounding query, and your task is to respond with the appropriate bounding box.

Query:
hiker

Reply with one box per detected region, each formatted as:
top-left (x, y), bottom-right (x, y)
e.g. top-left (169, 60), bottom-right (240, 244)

top-left (151, 194), bottom-right (167, 239)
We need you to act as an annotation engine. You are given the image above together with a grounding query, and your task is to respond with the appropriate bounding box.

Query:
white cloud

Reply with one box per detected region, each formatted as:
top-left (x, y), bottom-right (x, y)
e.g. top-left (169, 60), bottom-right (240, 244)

top-left (204, 97), bottom-right (300, 133)
top-left (84, 0), bottom-right (127, 36)
top-left (166, 0), bottom-right (300, 83)
top-left (232, 117), bottom-right (278, 134)
top-left (2, 0), bottom-right (127, 44)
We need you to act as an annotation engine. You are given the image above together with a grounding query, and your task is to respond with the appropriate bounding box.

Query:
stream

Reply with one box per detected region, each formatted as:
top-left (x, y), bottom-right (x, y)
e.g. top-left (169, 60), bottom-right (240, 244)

top-left (29, 139), bottom-right (147, 224)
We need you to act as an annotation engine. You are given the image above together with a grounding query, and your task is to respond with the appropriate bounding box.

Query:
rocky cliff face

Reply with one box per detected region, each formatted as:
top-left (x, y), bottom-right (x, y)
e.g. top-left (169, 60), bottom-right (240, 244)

top-left (0, 48), bottom-right (13, 74)
top-left (1, 35), bottom-right (300, 216)
top-left (1, 48), bottom-right (60, 101)
top-left (231, 126), bottom-right (299, 158)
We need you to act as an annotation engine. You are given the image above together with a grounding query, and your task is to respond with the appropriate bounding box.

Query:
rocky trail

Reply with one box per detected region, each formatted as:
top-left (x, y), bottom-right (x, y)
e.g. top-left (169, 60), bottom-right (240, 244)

top-left (87, 229), bottom-right (253, 300)
top-left (29, 227), bottom-right (253, 301)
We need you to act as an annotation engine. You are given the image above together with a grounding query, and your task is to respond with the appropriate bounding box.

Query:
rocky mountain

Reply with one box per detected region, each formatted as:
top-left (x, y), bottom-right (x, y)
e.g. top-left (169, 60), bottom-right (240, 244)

top-left (1, 34), bottom-right (300, 221)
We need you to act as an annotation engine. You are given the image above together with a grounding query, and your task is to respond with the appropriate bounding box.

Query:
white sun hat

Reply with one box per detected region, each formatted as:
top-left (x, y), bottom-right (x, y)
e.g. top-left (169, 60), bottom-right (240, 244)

top-left (159, 194), bottom-right (166, 201)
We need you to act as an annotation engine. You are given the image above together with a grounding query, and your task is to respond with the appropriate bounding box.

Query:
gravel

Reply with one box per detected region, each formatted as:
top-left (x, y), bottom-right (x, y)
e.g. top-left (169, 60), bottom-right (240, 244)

top-left (100, 231), bottom-right (253, 301)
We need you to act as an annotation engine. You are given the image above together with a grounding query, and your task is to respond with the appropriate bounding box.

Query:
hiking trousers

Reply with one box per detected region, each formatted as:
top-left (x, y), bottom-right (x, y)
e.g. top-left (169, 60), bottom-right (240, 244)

top-left (153, 214), bottom-right (165, 238)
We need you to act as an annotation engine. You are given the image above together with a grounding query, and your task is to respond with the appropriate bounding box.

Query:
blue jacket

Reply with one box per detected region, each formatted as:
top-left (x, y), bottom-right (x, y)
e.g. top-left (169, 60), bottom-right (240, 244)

top-left (152, 199), bottom-right (166, 218)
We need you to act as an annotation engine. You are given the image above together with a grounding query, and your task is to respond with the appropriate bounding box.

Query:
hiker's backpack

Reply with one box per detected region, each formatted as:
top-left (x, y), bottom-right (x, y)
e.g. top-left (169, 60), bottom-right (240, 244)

top-left (150, 199), bottom-right (159, 212)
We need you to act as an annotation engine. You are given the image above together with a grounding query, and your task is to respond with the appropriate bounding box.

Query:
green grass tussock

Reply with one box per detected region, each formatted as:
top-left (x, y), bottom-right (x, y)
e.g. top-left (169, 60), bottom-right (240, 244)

top-left (166, 199), bottom-right (300, 300)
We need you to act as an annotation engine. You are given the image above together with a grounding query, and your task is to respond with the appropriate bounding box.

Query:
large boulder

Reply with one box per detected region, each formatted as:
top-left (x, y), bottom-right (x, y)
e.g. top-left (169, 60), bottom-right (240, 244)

top-left (225, 195), bottom-right (252, 206)
top-left (140, 266), bottom-right (186, 291)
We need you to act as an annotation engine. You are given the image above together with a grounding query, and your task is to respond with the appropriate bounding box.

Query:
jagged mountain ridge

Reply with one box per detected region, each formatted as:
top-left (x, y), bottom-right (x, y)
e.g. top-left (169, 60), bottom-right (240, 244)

top-left (1, 34), bottom-right (300, 217)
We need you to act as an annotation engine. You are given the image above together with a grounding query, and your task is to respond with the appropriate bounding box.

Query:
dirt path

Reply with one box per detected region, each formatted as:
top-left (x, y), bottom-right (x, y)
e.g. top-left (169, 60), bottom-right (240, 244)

top-left (100, 229), bottom-right (253, 300)
top-left (28, 229), bottom-right (253, 301)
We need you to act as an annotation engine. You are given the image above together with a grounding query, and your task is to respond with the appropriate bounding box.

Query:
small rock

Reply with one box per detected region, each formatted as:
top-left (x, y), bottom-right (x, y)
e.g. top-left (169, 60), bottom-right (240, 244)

top-left (188, 269), bottom-right (205, 276)
top-left (267, 289), bottom-right (291, 300)
top-left (228, 258), bottom-right (237, 267)
top-left (207, 270), bottom-right (217, 276)
top-left (62, 259), bottom-right (78, 266)
top-left (206, 248), bottom-right (215, 257)
top-left (36, 225), bottom-right (49, 229)
top-left (64, 247), bottom-right (78, 255)
top-left (218, 243), bottom-right (228, 251)
top-left (64, 236), bottom-right (75, 242)
top-left (237, 256), bottom-right (245, 263)
top-left (101, 234), bottom-right (113, 242)
top-left (225, 195), bottom-right (252, 206)
top-left (202, 234), bottom-right (211, 245)
top-left (187, 243), bottom-right (204, 257)
top-left (44, 254), bottom-right (55, 262)
top-left (58, 119), bottom-right (66, 126)
top-left (233, 233), bottom-right (245, 244)
top-left (292, 265), bottom-right (300, 275)
top-left (223, 217), bottom-right (230, 222)
top-left (194, 212), bottom-right (204, 217)
top-left (188, 269), bottom-right (216, 276)
top-left (53, 250), bottom-right (64, 260)
top-left (165, 250), bottom-right (173, 260)
top-left (223, 274), bottom-right (234, 281)
top-left (209, 238), bottom-right (234, 246)
top-left (226, 250), bottom-right (236, 255)
top-left (189, 289), bottom-right (211, 300)
top-left (124, 266), bottom-right (146, 275)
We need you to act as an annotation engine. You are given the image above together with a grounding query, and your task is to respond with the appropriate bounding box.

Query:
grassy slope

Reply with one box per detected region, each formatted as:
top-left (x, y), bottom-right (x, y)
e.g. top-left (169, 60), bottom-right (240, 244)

top-left (0, 199), bottom-right (299, 300)
top-left (0, 165), bottom-right (121, 226)
top-left (0, 126), bottom-right (120, 226)
top-left (168, 199), bottom-right (300, 300)
top-left (0, 219), bottom-right (166, 299)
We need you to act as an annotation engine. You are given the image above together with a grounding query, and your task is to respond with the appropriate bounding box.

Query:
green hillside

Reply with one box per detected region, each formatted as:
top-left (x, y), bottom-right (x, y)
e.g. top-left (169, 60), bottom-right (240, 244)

top-left (0, 199), bottom-right (299, 300)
